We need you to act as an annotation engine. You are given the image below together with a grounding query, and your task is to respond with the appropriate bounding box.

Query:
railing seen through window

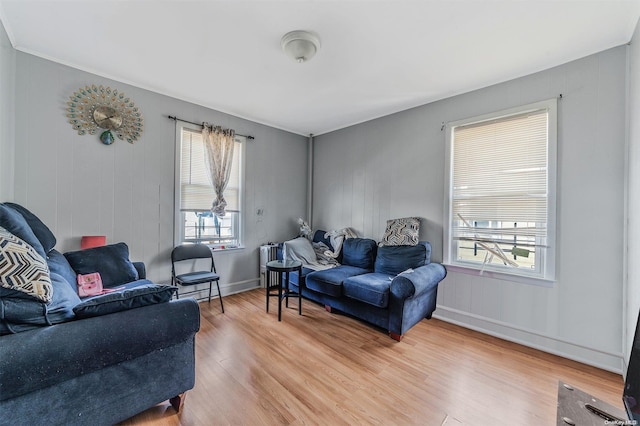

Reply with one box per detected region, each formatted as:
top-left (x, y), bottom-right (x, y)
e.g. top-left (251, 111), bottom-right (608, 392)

top-left (455, 221), bottom-right (537, 270)
top-left (182, 210), bottom-right (238, 246)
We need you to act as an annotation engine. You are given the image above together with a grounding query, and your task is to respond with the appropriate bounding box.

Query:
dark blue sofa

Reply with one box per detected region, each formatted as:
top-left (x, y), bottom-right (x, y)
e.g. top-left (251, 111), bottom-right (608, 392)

top-left (0, 203), bottom-right (200, 425)
top-left (287, 231), bottom-right (446, 340)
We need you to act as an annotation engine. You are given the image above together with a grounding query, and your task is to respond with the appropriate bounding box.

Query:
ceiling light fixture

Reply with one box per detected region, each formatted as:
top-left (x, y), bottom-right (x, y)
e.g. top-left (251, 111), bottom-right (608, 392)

top-left (281, 30), bottom-right (320, 63)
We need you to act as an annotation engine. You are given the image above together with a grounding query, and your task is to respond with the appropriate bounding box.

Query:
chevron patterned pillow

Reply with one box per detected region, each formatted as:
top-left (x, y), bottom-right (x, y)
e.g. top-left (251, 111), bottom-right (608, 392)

top-left (379, 217), bottom-right (420, 247)
top-left (0, 226), bottom-right (52, 303)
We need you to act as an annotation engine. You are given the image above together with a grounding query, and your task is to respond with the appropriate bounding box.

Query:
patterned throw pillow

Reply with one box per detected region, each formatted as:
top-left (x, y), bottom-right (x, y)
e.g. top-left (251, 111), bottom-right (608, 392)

top-left (0, 226), bottom-right (52, 303)
top-left (379, 217), bottom-right (421, 247)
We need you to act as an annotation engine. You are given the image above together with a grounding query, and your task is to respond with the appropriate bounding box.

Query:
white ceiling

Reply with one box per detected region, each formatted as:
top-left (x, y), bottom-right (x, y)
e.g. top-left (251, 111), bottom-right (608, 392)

top-left (1, 1), bottom-right (639, 136)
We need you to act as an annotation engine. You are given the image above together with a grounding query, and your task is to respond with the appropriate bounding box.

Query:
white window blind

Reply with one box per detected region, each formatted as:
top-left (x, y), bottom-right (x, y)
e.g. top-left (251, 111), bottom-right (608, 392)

top-left (445, 99), bottom-right (557, 283)
top-left (180, 128), bottom-right (240, 212)
top-left (452, 110), bottom-right (548, 240)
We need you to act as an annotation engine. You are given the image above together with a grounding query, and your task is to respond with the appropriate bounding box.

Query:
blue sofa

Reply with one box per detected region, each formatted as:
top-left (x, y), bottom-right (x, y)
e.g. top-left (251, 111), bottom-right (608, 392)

top-left (0, 203), bottom-right (200, 425)
top-left (287, 231), bottom-right (446, 340)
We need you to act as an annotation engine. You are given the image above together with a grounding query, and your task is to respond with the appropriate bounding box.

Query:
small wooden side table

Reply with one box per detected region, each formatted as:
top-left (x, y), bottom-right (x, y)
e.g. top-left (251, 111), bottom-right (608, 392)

top-left (265, 260), bottom-right (303, 321)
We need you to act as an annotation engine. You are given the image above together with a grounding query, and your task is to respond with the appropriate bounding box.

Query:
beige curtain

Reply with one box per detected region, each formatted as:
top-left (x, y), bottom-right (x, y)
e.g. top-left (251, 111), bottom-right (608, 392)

top-left (202, 124), bottom-right (235, 217)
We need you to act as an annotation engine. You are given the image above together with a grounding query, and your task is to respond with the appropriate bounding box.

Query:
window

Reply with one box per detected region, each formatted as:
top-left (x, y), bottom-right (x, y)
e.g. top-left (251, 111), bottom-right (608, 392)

top-left (176, 124), bottom-right (243, 249)
top-left (444, 99), bottom-right (557, 283)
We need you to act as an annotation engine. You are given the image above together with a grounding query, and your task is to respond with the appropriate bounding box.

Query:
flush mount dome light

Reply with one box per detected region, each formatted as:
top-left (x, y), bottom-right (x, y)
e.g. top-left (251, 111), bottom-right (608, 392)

top-left (281, 30), bottom-right (320, 63)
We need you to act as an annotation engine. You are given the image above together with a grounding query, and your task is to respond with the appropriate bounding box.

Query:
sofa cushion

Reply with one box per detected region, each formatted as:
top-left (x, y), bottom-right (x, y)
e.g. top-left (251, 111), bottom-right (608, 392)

top-left (283, 237), bottom-right (317, 264)
top-left (305, 265), bottom-right (369, 297)
top-left (0, 226), bottom-right (52, 302)
top-left (0, 273), bottom-right (80, 330)
top-left (341, 238), bottom-right (377, 269)
top-left (73, 283), bottom-right (176, 319)
top-left (379, 217), bottom-right (420, 246)
top-left (0, 320), bottom-right (41, 335)
top-left (374, 243), bottom-right (429, 276)
top-left (5, 203), bottom-right (57, 253)
top-left (46, 249), bottom-right (78, 293)
top-left (46, 273), bottom-right (82, 323)
top-left (0, 204), bottom-right (46, 258)
top-left (64, 242), bottom-right (139, 288)
top-left (343, 273), bottom-right (391, 308)
top-left (0, 288), bottom-right (47, 325)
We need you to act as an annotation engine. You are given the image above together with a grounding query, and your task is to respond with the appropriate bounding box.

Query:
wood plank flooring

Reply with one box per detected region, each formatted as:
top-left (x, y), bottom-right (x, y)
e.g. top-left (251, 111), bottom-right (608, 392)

top-left (119, 288), bottom-right (624, 425)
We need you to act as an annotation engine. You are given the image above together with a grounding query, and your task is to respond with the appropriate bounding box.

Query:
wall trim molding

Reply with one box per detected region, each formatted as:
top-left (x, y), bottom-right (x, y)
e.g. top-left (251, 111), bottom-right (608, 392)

top-left (176, 278), bottom-right (260, 299)
top-left (434, 305), bottom-right (623, 374)
top-left (224, 278), bottom-right (261, 296)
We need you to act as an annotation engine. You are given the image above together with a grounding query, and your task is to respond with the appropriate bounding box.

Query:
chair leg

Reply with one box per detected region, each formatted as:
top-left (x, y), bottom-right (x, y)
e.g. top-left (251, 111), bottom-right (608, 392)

top-left (216, 281), bottom-right (224, 313)
top-left (208, 282), bottom-right (212, 303)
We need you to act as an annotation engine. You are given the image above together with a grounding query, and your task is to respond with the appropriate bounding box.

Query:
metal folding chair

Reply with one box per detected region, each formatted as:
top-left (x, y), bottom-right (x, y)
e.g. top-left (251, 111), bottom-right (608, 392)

top-left (171, 244), bottom-right (224, 312)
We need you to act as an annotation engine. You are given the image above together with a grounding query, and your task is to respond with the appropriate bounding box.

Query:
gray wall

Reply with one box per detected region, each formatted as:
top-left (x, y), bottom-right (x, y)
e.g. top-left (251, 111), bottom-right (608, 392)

top-left (0, 20), bottom-right (14, 201)
top-left (12, 52), bottom-right (308, 290)
top-left (626, 18), bottom-right (640, 369)
top-left (314, 46), bottom-right (628, 372)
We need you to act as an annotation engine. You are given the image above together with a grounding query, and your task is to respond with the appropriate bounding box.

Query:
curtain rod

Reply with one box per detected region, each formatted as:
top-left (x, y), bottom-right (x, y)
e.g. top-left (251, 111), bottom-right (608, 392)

top-left (167, 115), bottom-right (255, 140)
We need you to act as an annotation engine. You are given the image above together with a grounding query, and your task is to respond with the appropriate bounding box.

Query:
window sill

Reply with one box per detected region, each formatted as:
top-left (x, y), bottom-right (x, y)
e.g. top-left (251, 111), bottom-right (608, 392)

top-left (443, 263), bottom-right (555, 288)
top-left (210, 245), bottom-right (245, 253)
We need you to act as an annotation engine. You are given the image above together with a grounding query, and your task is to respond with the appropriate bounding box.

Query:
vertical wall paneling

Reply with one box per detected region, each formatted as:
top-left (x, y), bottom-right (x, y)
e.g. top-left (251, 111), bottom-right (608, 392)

top-left (314, 46), bottom-right (628, 372)
top-left (12, 52), bottom-right (308, 290)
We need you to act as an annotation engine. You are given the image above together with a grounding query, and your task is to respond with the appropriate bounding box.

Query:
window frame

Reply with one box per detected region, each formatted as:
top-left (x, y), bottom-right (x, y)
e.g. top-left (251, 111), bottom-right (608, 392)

top-left (443, 99), bottom-right (557, 285)
top-left (174, 122), bottom-right (245, 250)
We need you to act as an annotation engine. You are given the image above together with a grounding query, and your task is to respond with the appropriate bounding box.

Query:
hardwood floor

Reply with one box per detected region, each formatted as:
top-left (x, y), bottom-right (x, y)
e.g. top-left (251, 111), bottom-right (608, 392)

top-left (120, 288), bottom-right (624, 425)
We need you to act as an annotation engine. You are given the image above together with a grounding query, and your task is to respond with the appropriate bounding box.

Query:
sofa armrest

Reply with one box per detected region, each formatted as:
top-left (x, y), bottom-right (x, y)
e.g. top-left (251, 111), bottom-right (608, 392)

top-left (390, 263), bottom-right (447, 300)
top-left (133, 261), bottom-right (146, 279)
top-left (0, 298), bottom-right (200, 402)
top-left (387, 263), bottom-right (446, 338)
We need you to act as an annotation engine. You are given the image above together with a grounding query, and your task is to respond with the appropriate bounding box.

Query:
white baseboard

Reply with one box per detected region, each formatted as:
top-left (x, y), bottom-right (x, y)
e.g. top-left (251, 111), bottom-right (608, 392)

top-left (176, 277), bottom-right (260, 299)
top-left (224, 278), bottom-right (261, 295)
top-left (434, 305), bottom-right (624, 374)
